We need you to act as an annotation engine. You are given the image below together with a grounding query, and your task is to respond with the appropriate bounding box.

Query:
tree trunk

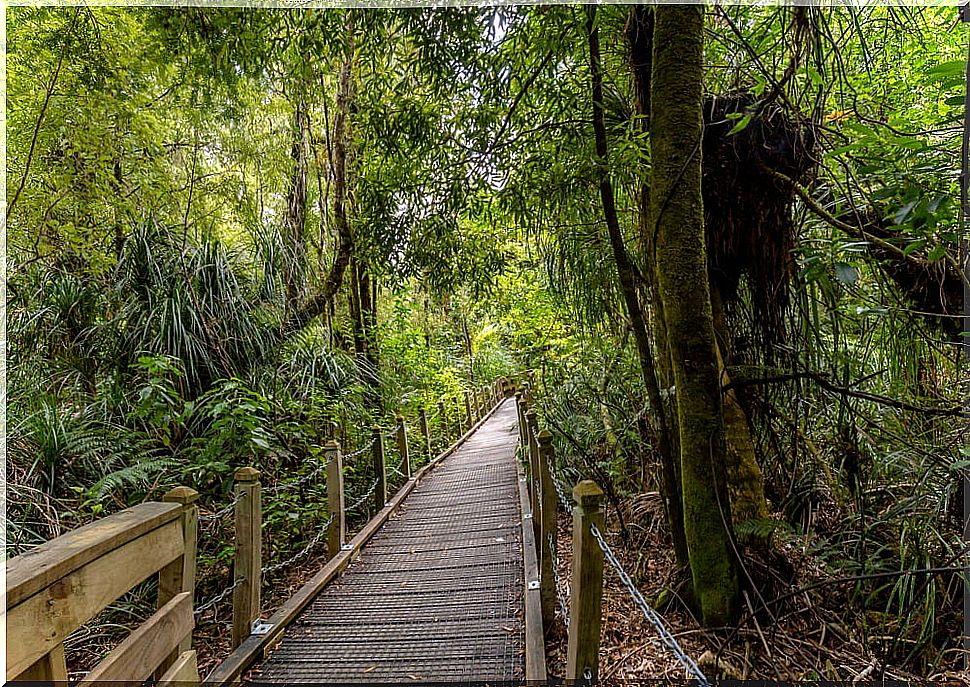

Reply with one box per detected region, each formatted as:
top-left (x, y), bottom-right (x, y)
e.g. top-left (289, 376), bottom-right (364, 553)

top-left (589, 4), bottom-right (687, 566)
top-left (711, 287), bottom-right (770, 539)
top-left (284, 13), bottom-right (354, 334)
top-left (283, 92), bottom-right (308, 307)
top-left (649, 4), bottom-right (740, 626)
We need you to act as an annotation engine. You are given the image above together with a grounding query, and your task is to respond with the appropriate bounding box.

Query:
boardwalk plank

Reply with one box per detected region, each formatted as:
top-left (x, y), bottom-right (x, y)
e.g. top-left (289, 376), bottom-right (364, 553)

top-left (253, 399), bottom-right (527, 683)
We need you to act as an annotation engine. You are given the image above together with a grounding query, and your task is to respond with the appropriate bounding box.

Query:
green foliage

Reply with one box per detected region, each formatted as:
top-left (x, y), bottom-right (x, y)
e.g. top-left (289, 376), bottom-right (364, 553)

top-left (6, 4), bottom-right (965, 676)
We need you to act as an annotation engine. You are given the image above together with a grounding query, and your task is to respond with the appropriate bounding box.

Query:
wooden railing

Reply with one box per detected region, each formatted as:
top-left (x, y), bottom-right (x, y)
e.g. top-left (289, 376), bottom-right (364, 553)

top-left (6, 487), bottom-right (200, 685)
top-left (6, 375), bottom-right (515, 686)
top-left (516, 374), bottom-right (608, 682)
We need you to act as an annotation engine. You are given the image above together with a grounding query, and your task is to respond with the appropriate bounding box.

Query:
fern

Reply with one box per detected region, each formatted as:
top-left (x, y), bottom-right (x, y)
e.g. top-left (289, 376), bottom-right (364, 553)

top-left (735, 517), bottom-right (794, 540)
top-left (86, 456), bottom-right (179, 500)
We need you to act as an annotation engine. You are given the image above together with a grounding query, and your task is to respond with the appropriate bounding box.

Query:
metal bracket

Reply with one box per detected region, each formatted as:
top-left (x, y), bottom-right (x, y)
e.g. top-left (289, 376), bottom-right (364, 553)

top-left (251, 619), bottom-right (274, 635)
top-left (523, 512), bottom-right (532, 520)
top-left (527, 580), bottom-right (540, 590)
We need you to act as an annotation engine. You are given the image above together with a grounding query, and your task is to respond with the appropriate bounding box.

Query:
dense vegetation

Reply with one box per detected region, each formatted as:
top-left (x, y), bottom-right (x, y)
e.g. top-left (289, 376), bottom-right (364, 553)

top-left (7, 5), bottom-right (967, 680)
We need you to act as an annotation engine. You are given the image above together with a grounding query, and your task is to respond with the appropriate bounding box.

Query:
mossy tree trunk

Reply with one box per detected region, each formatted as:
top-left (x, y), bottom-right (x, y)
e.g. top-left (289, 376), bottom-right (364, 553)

top-left (711, 289), bottom-right (770, 539)
top-left (587, 5), bottom-right (688, 567)
top-left (648, 4), bottom-right (740, 626)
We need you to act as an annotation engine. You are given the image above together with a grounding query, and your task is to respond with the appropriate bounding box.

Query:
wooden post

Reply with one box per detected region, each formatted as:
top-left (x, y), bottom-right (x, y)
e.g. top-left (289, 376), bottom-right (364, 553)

top-left (232, 468), bottom-right (261, 650)
top-left (437, 400), bottom-right (446, 440)
top-left (159, 486), bottom-right (199, 671)
top-left (525, 409), bottom-right (539, 510)
top-left (395, 413), bottom-right (411, 479)
top-left (464, 391), bottom-right (473, 429)
top-left (419, 407), bottom-right (432, 457)
top-left (17, 645), bottom-right (68, 684)
top-left (515, 392), bottom-right (526, 448)
top-left (536, 431), bottom-right (557, 629)
top-left (565, 480), bottom-right (605, 683)
top-left (325, 440), bottom-right (345, 559)
top-left (372, 425), bottom-right (387, 509)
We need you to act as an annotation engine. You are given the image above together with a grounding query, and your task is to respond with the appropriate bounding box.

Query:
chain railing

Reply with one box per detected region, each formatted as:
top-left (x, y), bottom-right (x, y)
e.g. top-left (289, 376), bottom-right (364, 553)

top-left (588, 522), bottom-right (710, 685)
top-left (345, 479), bottom-right (380, 513)
top-left (261, 513), bottom-right (336, 579)
top-left (194, 578), bottom-right (244, 618)
top-left (262, 457), bottom-right (331, 496)
top-left (516, 377), bottom-right (709, 686)
top-left (547, 532), bottom-right (570, 630)
top-left (198, 491), bottom-right (243, 524)
top-left (340, 439), bottom-right (376, 466)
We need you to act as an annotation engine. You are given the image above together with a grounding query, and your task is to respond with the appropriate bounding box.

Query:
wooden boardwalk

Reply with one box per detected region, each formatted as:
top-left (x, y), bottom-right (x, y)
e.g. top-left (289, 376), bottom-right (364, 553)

top-left (252, 398), bottom-right (528, 683)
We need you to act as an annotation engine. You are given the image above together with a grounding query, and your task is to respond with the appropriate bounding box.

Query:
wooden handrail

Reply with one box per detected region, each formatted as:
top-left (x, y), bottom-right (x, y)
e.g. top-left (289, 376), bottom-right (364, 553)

top-left (7, 501), bottom-right (181, 607)
top-left (7, 492), bottom-right (199, 683)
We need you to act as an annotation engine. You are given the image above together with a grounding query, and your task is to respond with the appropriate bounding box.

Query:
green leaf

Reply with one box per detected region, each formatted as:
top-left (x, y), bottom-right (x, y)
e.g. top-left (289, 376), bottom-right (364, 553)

top-left (728, 113), bottom-right (752, 136)
top-left (925, 59), bottom-right (965, 81)
top-left (902, 239), bottom-right (927, 256)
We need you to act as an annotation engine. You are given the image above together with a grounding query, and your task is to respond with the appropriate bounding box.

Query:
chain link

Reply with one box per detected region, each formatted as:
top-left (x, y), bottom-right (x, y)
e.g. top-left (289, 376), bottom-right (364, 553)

top-left (263, 458), bottom-right (331, 495)
top-left (194, 577), bottom-right (244, 617)
top-left (198, 492), bottom-right (242, 523)
top-left (262, 513), bottom-right (335, 578)
top-left (588, 522), bottom-right (710, 686)
top-left (547, 533), bottom-right (570, 630)
top-left (550, 469), bottom-right (573, 512)
top-left (341, 438), bottom-right (376, 466)
top-left (345, 479), bottom-right (380, 512)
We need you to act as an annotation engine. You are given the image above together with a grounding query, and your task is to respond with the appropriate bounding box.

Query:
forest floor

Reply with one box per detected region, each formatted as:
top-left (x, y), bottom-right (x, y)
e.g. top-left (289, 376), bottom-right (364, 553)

top-left (545, 493), bottom-right (970, 684)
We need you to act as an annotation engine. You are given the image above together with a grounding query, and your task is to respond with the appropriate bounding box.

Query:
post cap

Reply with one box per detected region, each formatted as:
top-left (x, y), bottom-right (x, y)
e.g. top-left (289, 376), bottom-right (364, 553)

top-left (395, 413), bottom-right (404, 422)
top-left (372, 424), bottom-right (382, 433)
top-left (537, 429), bottom-right (553, 444)
top-left (525, 409), bottom-right (537, 421)
top-left (573, 479), bottom-right (604, 507)
top-left (234, 467), bottom-right (261, 482)
top-left (324, 439), bottom-right (341, 452)
top-left (163, 486), bottom-right (199, 504)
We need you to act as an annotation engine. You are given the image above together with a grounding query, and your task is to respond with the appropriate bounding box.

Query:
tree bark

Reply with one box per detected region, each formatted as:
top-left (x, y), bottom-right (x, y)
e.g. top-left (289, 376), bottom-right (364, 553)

top-left (649, 5), bottom-right (740, 626)
top-left (283, 93), bottom-right (309, 306)
top-left (284, 14), bottom-right (354, 334)
top-left (589, 5), bottom-right (687, 566)
top-left (711, 287), bottom-right (770, 539)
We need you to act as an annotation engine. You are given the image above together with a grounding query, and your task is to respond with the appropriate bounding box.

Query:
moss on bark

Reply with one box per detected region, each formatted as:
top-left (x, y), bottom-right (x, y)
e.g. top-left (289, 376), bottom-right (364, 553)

top-left (648, 5), bottom-right (741, 626)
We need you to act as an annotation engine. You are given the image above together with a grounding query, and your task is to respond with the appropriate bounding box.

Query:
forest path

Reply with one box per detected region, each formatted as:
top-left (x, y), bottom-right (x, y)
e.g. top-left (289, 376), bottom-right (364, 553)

top-left (251, 398), bottom-right (528, 683)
